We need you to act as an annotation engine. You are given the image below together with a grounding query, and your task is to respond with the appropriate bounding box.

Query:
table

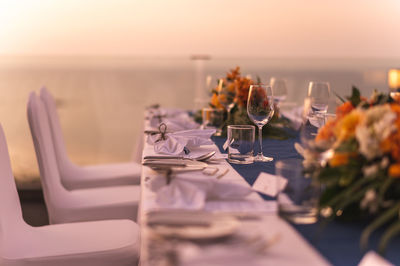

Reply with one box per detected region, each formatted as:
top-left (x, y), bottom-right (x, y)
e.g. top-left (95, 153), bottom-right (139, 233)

top-left (138, 112), bottom-right (398, 266)
top-left (139, 118), bottom-right (331, 266)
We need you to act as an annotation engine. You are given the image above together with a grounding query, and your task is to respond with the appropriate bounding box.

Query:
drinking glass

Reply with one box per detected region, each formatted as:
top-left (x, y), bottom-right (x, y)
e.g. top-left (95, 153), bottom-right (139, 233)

top-left (276, 158), bottom-right (319, 224)
top-left (247, 85), bottom-right (275, 162)
top-left (307, 81), bottom-right (330, 118)
top-left (270, 77), bottom-right (287, 106)
top-left (227, 125), bottom-right (255, 164)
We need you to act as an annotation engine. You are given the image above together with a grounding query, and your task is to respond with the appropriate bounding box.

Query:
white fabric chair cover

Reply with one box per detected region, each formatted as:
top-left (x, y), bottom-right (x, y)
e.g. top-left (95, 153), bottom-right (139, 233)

top-left (0, 124), bottom-right (140, 266)
top-left (40, 87), bottom-right (141, 190)
top-left (27, 92), bottom-right (140, 223)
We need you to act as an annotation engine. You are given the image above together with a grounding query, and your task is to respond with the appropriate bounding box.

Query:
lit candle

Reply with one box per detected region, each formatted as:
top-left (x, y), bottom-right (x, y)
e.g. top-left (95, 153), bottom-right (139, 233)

top-left (388, 69), bottom-right (400, 90)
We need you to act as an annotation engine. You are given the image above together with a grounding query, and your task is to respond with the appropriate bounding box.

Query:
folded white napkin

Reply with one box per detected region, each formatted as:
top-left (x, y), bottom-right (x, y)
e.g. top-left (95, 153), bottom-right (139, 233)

top-left (147, 129), bottom-right (215, 155)
top-left (281, 106), bottom-right (303, 130)
top-left (149, 110), bottom-right (199, 131)
top-left (147, 174), bottom-right (254, 210)
top-left (358, 251), bottom-right (394, 266)
top-left (179, 241), bottom-right (265, 266)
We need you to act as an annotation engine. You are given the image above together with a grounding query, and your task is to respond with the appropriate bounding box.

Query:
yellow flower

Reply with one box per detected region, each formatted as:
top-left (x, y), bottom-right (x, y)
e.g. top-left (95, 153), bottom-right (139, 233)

top-left (334, 110), bottom-right (363, 142)
top-left (389, 163), bottom-right (400, 178)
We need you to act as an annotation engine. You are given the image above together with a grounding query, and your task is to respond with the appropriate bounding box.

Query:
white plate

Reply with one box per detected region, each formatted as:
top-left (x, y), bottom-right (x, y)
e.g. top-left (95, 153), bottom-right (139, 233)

top-left (143, 159), bottom-right (208, 172)
top-left (148, 212), bottom-right (240, 240)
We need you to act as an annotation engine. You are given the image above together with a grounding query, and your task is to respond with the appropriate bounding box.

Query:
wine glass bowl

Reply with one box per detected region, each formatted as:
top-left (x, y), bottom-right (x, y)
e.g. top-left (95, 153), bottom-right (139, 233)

top-left (247, 85), bottom-right (275, 162)
top-left (270, 77), bottom-right (288, 106)
top-left (217, 79), bottom-right (236, 112)
top-left (307, 81), bottom-right (330, 115)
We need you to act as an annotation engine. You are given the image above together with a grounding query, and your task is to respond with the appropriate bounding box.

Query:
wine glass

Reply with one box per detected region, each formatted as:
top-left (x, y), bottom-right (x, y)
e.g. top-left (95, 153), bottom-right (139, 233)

top-left (307, 81), bottom-right (330, 127)
top-left (247, 85), bottom-right (275, 162)
top-left (270, 77), bottom-right (287, 106)
top-left (300, 97), bottom-right (318, 148)
top-left (217, 79), bottom-right (236, 112)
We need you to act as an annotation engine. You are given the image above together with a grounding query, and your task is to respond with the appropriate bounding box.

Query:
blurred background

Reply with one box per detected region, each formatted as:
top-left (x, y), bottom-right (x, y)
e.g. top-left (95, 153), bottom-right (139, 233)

top-left (0, 0), bottom-right (400, 188)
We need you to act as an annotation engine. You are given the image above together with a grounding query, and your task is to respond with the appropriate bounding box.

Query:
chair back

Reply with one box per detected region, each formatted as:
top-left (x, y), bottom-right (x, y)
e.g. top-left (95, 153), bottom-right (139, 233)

top-left (39, 87), bottom-right (76, 172)
top-left (27, 92), bottom-right (66, 222)
top-left (0, 125), bottom-right (25, 236)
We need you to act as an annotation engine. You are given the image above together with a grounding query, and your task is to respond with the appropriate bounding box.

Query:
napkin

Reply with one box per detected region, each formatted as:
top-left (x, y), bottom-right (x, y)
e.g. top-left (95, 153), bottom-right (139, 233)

top-left (149, 109), bottom-right (199, 131)
top-left (147, 174), bottom-right (254, 210)
top-left (358, 251), bottom-right (394, 266)
top-left (147, 129), bottom-right (215, 155)
top-left (281, 106), bottom-right (303, 130)
top-left (179, 242), bottom-right (265, 266)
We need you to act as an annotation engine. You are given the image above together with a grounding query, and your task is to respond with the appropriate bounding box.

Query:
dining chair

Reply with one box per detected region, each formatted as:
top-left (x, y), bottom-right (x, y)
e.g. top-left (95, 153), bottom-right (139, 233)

top-left (39, 87), bottom-right (141, 190)
top-left (0, 124), bottom-right (140, 266)
top-left (27, 92), bottom-right (141, 224)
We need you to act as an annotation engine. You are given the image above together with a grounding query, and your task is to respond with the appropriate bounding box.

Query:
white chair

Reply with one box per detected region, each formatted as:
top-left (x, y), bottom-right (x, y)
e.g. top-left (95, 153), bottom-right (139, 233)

top-left (27, 92), bottom-right (141, 224)
top-left (40, 87), bottom-right (141, 190)
top-left (0, 124), bottom-right (140, 266)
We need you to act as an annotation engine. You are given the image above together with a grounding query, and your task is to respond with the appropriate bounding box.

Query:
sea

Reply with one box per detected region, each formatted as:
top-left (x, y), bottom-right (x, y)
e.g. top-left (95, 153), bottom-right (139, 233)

top-left (0, 56), bottom-right (397, 188)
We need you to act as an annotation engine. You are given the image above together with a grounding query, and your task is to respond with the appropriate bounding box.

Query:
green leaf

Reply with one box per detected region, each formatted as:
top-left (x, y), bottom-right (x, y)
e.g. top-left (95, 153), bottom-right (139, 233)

top-left (335, 138), bottom-right (358, 153)
top-left (320, 176), bottom-right (370, 209)
top-left (360, 202), bottom-right (400, 250)
top-left (378, 220), bottom-right (400, 254)
top-left (335, 182), bottom-right (380, 213)
top-left (378, 178), bottom-right (395, 205)
top-left (333, 90), bottom-right (346, 103)
top-left (347, 86), bottom-right (361, 107)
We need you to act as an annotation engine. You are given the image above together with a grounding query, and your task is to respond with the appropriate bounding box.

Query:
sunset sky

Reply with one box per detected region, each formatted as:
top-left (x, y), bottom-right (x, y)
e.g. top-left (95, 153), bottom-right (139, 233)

top-left (0, 0), bottom-right (399, 57)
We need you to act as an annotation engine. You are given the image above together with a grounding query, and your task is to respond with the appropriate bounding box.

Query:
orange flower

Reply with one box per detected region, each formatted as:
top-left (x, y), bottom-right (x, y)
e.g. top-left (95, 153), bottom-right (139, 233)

top-left (334, 109), bottom-right (363, 142)
top-left (226, 67), bottom-right (241, 81)
top-left (329, 152), bottom-right (350, 167)
top-left (316, 119), bottom-right (336, 142)
top-left (336, 101), bottom-right (354, 119)
top-left (389, 163), bottom-right (400, 178)
top-left (235, 77), bottom-right (254, 108)
top-left (210, 93), bottom-right (223, 109)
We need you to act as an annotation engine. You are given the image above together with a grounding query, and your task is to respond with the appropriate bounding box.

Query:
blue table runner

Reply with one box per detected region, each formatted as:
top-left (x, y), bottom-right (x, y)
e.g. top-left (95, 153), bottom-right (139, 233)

top-left (212, 136), bottom-right (400, 266)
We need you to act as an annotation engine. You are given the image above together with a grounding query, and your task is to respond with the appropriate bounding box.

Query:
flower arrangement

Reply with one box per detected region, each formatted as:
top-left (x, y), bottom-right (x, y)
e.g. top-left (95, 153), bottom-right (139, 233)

top-left (302, 87), bottom-right (400, 253)
top-left (204, 67), bottom-right (292, 139)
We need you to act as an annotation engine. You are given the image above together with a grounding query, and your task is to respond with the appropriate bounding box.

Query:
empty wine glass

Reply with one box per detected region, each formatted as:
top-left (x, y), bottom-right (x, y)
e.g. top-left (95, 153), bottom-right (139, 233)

top-left (308, 81), bottom-right (330, 114)
top-left (300, 97), bottom-right (318, 148)
top-left (217, 79), bottom-right (236, 112)
top-left (247, 85), bottom-right (275, 162)
top-left (270, 77), bottom-right (287, 106)
top-left (308, 81), bottom-right (330, 127)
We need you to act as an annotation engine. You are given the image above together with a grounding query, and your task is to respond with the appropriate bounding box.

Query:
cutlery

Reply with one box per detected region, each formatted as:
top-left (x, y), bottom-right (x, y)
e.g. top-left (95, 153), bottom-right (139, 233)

top-left (143, 151), bottom-right (216, 162)
top-left (216, 168), bottom-right (229, 179)
top-left (142, 161), bottom-right (187, 167)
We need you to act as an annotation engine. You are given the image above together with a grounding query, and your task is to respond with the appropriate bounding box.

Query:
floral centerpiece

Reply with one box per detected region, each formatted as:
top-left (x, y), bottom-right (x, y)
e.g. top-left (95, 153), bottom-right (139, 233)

top-left (199, 67), bottom-right (292, 139)
top-left (302, 87), bottom-right (400, 253)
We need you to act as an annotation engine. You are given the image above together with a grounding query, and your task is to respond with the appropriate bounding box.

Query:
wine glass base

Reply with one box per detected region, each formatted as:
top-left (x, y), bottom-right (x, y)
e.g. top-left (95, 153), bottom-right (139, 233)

top-left (254, 155), bottom-right (274, 162)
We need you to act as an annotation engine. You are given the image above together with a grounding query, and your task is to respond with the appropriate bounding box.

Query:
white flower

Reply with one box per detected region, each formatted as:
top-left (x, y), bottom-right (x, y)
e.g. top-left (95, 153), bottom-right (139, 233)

top-left (360, 189), bottom-right (378, 214)
top-left (380, 157), bottom-right (389, 169)
top-left (362, 164), bottom-right (379, 177)
top-left (355, 105), bottom-right (396, 161)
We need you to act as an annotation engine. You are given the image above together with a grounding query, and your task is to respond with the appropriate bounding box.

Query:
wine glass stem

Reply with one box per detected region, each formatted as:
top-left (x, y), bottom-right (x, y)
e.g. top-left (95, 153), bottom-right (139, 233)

top-left (258, 125), bottom-right (263, 157)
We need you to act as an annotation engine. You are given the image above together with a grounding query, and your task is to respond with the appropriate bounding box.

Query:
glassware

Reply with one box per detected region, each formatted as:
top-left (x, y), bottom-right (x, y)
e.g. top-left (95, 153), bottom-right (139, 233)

top-left (247, 85), bottom-right (275, 162)
top-left (270, 77), bottom-right (287, 106)
top-left (276, 158), bottom-right (319, 224)
top-left (300, 97), bottom-right (319, 148)
top-left (217, 79), bottom-right (236, 115)
top-left (307, 81), bottom-right (330, 118)
top-left (201, 108), bottom-right (224, 136)
top-left (227, 125), bottom-right (255, 164)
